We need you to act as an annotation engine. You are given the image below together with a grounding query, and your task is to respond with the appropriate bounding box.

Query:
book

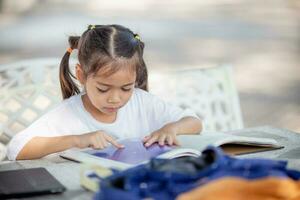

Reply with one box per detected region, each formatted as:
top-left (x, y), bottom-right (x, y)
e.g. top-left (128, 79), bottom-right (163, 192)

top-left (60, 132), bottom-right (283, 170)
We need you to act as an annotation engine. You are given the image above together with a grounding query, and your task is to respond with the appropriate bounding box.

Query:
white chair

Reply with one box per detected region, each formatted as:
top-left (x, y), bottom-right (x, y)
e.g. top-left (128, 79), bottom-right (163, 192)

top-left (0, 58), bottom-right (64, 141)
top-left (149, 65), bottom-right (243, 132)
top-left (0, 58), bottom-right (243, 142)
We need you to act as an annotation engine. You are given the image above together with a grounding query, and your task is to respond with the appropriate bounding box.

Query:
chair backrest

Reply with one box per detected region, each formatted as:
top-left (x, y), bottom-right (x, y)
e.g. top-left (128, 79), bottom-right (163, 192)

top-left (0, 58), bottom-right (64, 140)
top-left (0, 58), bottom-right (243, 141)
top-left (148, 65), bottom-right (243, 132)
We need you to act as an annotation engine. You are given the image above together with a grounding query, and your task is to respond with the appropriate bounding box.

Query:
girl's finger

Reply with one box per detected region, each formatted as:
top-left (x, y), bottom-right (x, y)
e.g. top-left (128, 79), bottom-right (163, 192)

top-left (158, 135), bottom-right (166, 146)
top-left (144, 134), bottom-right (159, 147)
top-left (92, 139), bottom-right (103, 149)
top-left (166, 135), bottom-right (173, 146)
top-left (102, 139), bottom-right (108, 148)
top-left (95, 135), bottom-right (105, 149)
top-left (142, 135), bottom-right (150, 142)
top-left (104, 134), bottom-right (124, 149)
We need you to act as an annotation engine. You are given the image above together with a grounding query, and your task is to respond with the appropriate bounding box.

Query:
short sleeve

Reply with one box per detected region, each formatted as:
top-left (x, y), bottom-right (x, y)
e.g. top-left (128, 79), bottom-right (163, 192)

top-left (7, 117), bottom-right (53, 161)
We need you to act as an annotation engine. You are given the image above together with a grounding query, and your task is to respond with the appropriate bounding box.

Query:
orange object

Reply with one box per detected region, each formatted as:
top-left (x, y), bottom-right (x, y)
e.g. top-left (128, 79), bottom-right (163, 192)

top-left (67, 47), bottom-right (73, 54)
top-left (177, 177), bottom-right (300, 200)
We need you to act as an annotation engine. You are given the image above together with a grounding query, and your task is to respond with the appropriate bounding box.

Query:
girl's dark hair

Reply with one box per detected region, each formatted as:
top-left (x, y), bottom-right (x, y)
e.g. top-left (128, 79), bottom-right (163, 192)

top-left (59, 24), bottom-right (148, 99)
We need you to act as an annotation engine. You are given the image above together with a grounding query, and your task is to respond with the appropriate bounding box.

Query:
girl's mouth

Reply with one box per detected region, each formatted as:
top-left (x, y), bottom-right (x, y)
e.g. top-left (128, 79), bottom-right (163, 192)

top-left (104, 107), bottom-right (119, 113)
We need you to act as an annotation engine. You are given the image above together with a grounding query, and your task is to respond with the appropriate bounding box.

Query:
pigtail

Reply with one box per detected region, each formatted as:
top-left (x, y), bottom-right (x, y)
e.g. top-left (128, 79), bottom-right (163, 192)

top-left (136, 59), bottom-right (148, 91)
top-left (135, 40), bottom-right (148, 91)
top-left (59, 36), bottom-right (80, 99)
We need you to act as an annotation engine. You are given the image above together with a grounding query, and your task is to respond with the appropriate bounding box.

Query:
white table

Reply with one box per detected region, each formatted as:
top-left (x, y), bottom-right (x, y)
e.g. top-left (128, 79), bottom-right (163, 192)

top-left (1, 126), bottom-right (300, 199)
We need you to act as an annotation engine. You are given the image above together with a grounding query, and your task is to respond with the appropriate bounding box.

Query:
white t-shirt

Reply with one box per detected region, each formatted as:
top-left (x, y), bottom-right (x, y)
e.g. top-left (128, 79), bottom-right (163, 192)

top-left (7, 88), bottom-right (198, 160)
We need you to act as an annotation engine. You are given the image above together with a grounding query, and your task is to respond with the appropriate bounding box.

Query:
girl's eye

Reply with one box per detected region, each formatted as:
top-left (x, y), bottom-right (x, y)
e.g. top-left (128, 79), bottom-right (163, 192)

top-left (122, 87), bottom-right (132, 92)
top-left (97, 88), bottom-right (109, 93)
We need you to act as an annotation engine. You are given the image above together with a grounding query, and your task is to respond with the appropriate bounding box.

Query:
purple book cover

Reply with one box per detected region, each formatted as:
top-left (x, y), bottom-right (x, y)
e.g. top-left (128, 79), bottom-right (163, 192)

top-left (84, 138), bottom-right (174, 165)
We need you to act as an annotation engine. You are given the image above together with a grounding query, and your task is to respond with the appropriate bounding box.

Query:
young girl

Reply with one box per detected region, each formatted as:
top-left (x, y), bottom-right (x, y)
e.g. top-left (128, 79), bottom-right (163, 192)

top-left (7, 24), bottom-right (202, 160)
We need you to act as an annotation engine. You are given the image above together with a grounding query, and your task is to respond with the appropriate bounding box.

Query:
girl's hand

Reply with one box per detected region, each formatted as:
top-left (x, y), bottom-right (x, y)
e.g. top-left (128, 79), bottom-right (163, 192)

top-left (74, 131), bottom-right (124, 149)
top-left (143, 124), bottom-right (180, 147)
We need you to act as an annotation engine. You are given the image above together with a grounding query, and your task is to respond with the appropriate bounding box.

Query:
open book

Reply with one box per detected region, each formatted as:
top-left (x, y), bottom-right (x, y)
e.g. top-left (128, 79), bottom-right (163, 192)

top-left (60, 132), bottom-right (283, 170)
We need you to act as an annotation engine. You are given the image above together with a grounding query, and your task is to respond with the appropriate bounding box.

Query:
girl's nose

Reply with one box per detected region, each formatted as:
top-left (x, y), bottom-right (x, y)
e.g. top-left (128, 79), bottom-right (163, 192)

top-left (107, 92), bottom-right (121, 104)
top-left (107, 98), bottom-right (120, 104)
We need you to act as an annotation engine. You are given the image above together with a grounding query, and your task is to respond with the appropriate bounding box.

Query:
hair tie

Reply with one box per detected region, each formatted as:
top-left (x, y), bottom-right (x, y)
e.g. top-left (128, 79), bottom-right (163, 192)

top-left (67, 47), bottom-right (73, 54)
top-left (134, 34), bottom-right (141, 41)
top-left (89, 25), bottom-right (96, 30)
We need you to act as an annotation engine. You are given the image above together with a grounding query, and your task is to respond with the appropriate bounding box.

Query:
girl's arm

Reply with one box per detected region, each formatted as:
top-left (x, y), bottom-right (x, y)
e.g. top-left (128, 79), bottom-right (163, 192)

top-left (16, 131), bottom-right (124, 160)
top-left (143, 116), bottom-right (202, 147)
top-left (16, 135), bottom-right (77, 160)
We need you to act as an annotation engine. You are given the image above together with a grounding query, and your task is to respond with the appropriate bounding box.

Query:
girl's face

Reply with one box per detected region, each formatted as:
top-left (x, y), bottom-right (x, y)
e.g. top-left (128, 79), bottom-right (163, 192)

top-left (80, 66), bottom-right (136, 116)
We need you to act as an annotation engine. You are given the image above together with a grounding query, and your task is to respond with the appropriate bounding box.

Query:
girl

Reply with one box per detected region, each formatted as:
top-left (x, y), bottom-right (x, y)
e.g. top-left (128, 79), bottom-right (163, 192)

top-left (7, 24), bottom-right (202, 160)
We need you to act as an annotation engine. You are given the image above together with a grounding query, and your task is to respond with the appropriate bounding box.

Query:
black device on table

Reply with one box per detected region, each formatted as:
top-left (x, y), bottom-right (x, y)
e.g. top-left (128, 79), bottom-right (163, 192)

top-left (0, 167), bottom-right (66, 199)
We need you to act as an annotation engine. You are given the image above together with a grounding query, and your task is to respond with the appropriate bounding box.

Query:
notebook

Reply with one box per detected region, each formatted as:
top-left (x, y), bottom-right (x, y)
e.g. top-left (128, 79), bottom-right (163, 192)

top-left (0, 167), bottom-right (66, 198)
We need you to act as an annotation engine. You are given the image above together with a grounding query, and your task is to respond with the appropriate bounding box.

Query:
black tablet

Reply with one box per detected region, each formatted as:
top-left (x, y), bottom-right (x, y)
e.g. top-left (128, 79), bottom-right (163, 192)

top-left (0, 167), bottom-right (66, 199)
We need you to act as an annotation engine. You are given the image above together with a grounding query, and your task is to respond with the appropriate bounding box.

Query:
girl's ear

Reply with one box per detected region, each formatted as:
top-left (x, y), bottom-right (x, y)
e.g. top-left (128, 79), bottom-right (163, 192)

top-left (75, 64), bottom-right (86, 85)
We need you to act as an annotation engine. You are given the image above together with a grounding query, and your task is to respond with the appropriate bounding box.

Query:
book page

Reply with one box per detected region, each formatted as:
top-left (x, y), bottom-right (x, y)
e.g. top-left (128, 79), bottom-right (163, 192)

top-left (177, 132), bottom-right (281, 153)
top-left (157, 148), bottom-right (201, 159)
top-left (83, 138), bottom-right (173, 165)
